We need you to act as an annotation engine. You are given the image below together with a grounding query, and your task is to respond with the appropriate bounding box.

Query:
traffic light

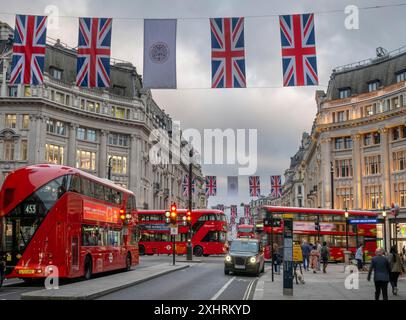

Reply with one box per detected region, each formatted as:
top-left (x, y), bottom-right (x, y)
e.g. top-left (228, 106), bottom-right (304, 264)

top-left (165, 211), bottom-right (171, 224)
top-left (186, 210), bottom-right (192, 223)
top-left (314, 217), bottom-right (320, 231)
top-left (170, 203), bottom-right (177, 225)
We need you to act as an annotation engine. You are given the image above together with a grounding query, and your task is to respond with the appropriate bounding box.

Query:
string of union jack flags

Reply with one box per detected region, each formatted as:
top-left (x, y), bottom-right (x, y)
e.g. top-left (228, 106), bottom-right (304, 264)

top-left (182, 175), bottom-right (282, 199)
top-left (9, 13), bottom-right (318, 88)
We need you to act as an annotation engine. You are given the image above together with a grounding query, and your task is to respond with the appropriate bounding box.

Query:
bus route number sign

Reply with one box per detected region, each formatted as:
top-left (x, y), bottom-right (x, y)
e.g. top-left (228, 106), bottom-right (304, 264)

top-left (24, 203), bottom-right (37, 215)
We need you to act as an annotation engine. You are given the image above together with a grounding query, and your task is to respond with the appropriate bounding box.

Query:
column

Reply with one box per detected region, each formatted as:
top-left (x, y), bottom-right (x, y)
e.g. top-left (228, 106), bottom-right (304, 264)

top-left (99, 130), bottom-right (108, 178)
top-left (27, 115), bottom-right (37, 164)
top-left (380, 127), bottom-right (391, 207)
top-left (352, 133), bottom-right (362, 209)
top-left (1, 58), bottom-right (9, 97)
top-left (129, 134), bottom-right (141, 195)
top-left (33, 115), bottom-right (46, 163)
top-left (68, 123), bottom-right (78, 167)
top-left (320, 136), bottom-right (332, 208)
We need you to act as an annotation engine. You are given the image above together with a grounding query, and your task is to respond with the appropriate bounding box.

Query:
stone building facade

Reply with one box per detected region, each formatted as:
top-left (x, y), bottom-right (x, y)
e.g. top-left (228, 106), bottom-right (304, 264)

top-left (0, 21), bottom-right (207, 210)
top-left (275, 46), bottom-right (406, 250)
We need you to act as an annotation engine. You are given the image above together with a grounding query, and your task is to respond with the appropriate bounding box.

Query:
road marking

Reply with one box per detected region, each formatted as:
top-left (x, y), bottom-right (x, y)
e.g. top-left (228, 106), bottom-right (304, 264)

top-left (243, 278), bottom-right (257, 300)
top-left (210, 277), bottom-right (235, 300)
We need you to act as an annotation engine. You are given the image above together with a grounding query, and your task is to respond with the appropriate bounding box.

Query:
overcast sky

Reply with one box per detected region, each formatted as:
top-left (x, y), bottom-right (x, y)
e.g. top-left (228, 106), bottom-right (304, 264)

top-left (2, 0), bottom-right (406, 213)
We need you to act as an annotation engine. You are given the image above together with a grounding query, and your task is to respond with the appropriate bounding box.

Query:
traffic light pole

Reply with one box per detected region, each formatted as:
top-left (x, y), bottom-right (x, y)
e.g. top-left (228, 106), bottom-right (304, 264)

top-left (172, 235), bottom-right (175, 266)
top-left (187, 148), bottom-right (193, 261)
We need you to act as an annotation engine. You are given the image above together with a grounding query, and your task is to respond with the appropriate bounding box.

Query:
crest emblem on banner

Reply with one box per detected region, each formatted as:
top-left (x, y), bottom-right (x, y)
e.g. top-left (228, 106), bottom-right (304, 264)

top-left (149, 42), bottom-right (170, 64)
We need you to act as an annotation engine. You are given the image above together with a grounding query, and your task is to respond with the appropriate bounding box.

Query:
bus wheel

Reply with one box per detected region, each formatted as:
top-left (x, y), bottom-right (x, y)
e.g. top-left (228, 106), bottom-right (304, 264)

top-left (84, 256), bottom-right (92, 280)
top-left (193, 246), bottom-right (203, 257)
top-left (139, 245), bottom-right (145, 256)
top-left (126, 253), bottom-right (132, 271)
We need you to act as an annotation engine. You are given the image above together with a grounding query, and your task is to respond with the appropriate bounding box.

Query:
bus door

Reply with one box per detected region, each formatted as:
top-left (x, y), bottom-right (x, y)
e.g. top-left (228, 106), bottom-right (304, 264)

top-left (70, 234), bottom-right (80, 275)
top-left (2, 214), bottom-right (40, 275)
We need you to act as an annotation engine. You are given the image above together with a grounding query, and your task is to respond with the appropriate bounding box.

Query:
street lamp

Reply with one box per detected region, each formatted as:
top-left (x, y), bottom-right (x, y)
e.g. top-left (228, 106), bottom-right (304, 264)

top-left (344, 209), bottom-right (349, 251)
top-left (382, 207), bottom-right (387, 252)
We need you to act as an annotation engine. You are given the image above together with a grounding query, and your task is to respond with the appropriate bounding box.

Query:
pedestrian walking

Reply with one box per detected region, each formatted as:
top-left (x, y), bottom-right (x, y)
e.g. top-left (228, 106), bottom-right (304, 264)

top-left (301, 241), bottom-right (311, 271)
top-left (367, 248), bottom-right (390, 300)
top-left (355, 243), bottom-right (364, 271)
top-left (272, 243), bottom-right (281, 275)
top-left (310, 245), bottom-right (320, 273)
top-left (316, 241), bottom-right (322, 271)
top-left (320, 241), bottom-right (330, 273)
top-left (388, 245), bottom-right (405, 295)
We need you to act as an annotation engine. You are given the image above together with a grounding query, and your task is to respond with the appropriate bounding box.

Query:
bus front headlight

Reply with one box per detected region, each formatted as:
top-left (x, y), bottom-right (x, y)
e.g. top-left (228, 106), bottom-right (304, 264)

top-left (249, 257), bottom-right (256, 264)
top-left (225, 255), bottom-right (232, 262)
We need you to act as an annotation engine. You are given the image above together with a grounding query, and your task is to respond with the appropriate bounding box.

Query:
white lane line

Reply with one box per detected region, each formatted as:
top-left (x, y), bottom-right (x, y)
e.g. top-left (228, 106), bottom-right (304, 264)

top-left (210, 277), bottom-right (236, 300)
top-left (243, 279), bottom-right (256, 300)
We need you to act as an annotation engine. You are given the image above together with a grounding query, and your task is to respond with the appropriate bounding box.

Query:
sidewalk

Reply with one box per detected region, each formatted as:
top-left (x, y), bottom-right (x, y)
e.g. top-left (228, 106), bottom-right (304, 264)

top-left (253, 264), bottom-right (406, 300)
top-left (21, 262), bottom-right (189, 300)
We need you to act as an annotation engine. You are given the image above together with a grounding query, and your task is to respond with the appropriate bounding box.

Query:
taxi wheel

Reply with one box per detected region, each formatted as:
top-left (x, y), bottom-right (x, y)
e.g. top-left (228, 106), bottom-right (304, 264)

top-left (224, 269), bottom-right (230, 275)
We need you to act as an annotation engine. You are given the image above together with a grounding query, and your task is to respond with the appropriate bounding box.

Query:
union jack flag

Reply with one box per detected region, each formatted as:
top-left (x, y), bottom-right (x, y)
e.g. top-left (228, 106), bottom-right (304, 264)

top-left (76, 17), bottom-right (112, 87)
top-left (271, 175), bottom-right (282, 198)
top-left (279, 13), bottom-right (318, 87)
top-left (249, 176), bottom-right (261, 197)
top-left (10, 15), bottom-right (47, 85)
top-left (182, 175), bottom-right (195, 197)
top-left (210, 17), bottom-right (246, 88)
top-left (230, 205), bottom-right (237, 218)
top-left (244, 205), bottom-right (251, 219)
top-left (205, 176), bottom-right (217, 197)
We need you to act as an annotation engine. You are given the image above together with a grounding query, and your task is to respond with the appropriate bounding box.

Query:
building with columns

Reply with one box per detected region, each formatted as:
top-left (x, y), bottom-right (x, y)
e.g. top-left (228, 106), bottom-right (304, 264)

top-left (0, 21), bottom-right (207, 210)
top-left (273, 46), bottom-right (406, 251)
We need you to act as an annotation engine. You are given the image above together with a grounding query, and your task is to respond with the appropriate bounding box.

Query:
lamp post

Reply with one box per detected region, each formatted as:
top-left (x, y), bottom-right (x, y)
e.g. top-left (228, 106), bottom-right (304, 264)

top-left (344, 209), bottom-right (349, 251)
top-left (382, 207), bottom-right (387, 252)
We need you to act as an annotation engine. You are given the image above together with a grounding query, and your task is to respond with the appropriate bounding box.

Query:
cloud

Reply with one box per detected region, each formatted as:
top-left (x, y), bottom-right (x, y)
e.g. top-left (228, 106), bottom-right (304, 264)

top-left (1, 0), bottom-right (404, 210)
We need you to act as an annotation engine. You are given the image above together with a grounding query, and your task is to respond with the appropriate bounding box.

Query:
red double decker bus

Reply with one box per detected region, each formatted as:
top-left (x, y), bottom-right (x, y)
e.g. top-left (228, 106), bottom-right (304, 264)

top-left (0, 164), bottom-right (139, 286)
top-left (236, 224), bottom-right (255, 239)
top-left (138, 209), bottom-right (228, 257)
top-left (257, 206), bottom-right (378, 262)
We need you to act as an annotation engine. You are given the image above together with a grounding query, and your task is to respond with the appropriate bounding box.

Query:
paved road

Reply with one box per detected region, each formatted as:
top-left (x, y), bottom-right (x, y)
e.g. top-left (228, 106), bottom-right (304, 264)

top-left (97, 256), bottom-right (265, 300)
top-left (0, 255), bottom-right (181, 300)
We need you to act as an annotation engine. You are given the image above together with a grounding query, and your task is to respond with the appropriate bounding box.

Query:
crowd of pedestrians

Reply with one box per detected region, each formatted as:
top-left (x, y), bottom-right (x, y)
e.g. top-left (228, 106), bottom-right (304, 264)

top-left (271, 239), bottom-right (405, 300)
top-left (301, 240), bottom-right (330, 274)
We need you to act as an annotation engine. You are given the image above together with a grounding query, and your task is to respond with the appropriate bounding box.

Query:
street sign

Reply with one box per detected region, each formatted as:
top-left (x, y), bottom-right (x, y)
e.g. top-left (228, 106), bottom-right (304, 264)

top-left (348, 219), bottom-right (378, 224)
top-left (264, 218), bottom-right (281, 227)
top-left (170, 226), bottom-right (178, 235)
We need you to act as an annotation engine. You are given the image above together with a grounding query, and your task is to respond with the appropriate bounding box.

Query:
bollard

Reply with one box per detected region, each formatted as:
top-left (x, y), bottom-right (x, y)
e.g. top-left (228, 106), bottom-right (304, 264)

top-left (186, 240), bottom-right (193, 261)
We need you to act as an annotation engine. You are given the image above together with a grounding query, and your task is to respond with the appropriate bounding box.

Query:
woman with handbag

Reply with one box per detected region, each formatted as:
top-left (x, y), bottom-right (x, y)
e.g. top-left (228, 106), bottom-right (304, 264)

top-left (388, 245), bottom-right (405, 295)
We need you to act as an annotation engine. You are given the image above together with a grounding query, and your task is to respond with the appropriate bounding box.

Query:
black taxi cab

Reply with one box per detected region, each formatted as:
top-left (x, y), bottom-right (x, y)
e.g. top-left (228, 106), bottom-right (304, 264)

top-left (224, 238), bottom-right (265, 276)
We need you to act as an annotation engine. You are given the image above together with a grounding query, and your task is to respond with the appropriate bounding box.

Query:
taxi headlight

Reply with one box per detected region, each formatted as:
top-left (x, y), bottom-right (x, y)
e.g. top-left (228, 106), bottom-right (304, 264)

top-left (225, 255), bottom-right (232, 262)
top-left (249, 257), bottom-right (256, 264)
